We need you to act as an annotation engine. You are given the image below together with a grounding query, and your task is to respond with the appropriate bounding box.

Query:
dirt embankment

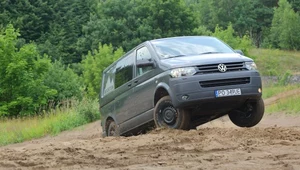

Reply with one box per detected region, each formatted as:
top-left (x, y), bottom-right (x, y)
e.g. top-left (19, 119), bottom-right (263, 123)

top-left (0, 90), bottom-right (300, 170)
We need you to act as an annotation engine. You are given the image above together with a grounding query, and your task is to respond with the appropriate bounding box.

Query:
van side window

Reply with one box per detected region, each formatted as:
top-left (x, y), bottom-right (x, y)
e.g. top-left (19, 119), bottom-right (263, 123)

top-left (102, 65), bottom-right (116, 96)
top-left (115, 52), bottom-right (134, 88)
top-left (136, 47), bottom-right (153, 76)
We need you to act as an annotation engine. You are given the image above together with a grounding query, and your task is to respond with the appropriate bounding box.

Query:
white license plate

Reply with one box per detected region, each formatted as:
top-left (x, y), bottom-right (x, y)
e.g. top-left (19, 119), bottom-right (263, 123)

top-left (215, 88), bottom-right (241, 97)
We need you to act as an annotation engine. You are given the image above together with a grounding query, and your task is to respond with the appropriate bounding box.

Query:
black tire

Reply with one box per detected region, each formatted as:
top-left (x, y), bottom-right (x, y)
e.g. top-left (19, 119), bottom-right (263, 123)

top-left (107, 120), bottom-right (120, 137)
top-left (154, 96), bottom-right (190, 130)
top-left (229, 98), bottom-right (264, 127)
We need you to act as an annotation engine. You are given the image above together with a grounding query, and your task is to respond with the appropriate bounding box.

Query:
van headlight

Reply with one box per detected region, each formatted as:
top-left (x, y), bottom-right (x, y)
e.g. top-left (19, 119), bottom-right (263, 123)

top-left (170, 67), bottom-right (197, 78)
top-left (245, 62), bottom-right (257, 70)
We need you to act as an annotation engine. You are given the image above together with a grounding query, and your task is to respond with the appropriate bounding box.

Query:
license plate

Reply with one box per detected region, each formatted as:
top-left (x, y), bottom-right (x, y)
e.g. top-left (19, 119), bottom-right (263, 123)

top-left (215, 88), bottom-right (241, 97)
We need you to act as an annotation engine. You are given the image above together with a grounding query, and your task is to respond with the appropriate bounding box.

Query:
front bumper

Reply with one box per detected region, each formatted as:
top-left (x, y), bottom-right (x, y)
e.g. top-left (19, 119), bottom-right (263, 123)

top-left (169, 71), bottom-right (262, 108)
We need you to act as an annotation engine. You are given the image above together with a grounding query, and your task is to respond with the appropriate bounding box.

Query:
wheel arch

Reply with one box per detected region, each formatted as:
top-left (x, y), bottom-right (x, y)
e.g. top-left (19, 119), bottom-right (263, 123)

top-left (154, 83), bottom-right (174, 107)
top-left (105, 116), bottom-right (116, 135)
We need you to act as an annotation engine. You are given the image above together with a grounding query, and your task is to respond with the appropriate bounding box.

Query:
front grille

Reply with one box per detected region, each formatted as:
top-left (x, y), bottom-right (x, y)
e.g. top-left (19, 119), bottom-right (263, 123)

top-left (196, 62), bottom-right (247, 74)
top-left (199, 77), bottom-right (250, 88)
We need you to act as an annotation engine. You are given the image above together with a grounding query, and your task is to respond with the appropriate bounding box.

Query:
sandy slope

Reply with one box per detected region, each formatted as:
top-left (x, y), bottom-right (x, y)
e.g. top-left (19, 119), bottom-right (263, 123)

top-left (0, 91), bottom-right (300, 170)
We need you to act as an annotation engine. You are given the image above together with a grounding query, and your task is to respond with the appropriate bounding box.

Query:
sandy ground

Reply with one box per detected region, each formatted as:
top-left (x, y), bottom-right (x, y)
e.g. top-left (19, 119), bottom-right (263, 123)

top-left (0, 114), bottom-right (299, 170)
top-left (0, 91), bottom-right (300, 170)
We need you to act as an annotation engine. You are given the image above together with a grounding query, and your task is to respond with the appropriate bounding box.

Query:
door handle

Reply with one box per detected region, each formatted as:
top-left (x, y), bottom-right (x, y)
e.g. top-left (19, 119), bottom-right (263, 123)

top-left (128, 83), bottom-right (132, 87)
top-left (134, 80), bottom-right (139, 83)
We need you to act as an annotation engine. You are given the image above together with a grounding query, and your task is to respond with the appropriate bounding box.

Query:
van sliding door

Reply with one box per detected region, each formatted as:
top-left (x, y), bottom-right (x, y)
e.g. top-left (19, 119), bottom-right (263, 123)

top-left (114, 52), bottom-right (135, 124)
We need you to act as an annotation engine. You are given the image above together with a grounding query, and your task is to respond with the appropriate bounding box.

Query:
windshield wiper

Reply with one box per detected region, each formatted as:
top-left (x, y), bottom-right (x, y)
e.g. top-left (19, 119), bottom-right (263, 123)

top-left (198, 52), bottom-right (222, 55)
top-left (162, 54), bottom-right (186, 59)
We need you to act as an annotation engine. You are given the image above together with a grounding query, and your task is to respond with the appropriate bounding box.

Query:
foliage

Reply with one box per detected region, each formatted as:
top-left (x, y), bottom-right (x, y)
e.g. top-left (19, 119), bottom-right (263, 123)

top-left (0, 97), bottom-right (100, 146)
top-left (79, 0), bottom-right (198, 53)
top-left (186, 0), bottom-right (277, 48)
top-left (0, 25), bottom-right (56, 117)
top-left (1, 0), bottom-right (300, 62)
top-left (82, 44), bottom-right (124, 98)
top-left (75, 98), bottom-right (100, 122)
top-left (269, 0), bottom-right (300, 50)
top-left (277, 70), bottom-right (293, 86)
top-left (1, 0), bottom-right (300, 118)
top-left (43, 60), bottom-right (83, 103)
top-left (0, 0), bottom-right (93, 64)
top-left (212, 24), bottom-right (252, 55)
top-left (192, 26), bottom-right (212, 36)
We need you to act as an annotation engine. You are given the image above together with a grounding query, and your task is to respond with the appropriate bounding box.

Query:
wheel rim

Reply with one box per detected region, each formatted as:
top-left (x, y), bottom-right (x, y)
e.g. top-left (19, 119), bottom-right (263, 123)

top-left (158, 104), bottom-right (178, 126)
top-left (243, 103), bottom-right (254, 118)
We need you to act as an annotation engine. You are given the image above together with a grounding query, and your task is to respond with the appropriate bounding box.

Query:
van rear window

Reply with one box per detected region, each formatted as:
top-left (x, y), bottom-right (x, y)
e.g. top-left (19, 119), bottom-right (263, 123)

top-left (103, 65), bottom-right (116, 96)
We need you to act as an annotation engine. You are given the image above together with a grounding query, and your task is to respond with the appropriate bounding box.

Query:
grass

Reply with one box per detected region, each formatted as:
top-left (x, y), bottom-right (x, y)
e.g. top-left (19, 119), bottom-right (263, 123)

top-left (0, 98), bottom-right (100, 146)
top-left (249, 48), bottom-right (300, 76)
top-left (249, 48), bottom-right (300, 114)
top-left (266, 94), bottom-right (300, 114)
top-left (262, 84), bottom-right (300, 99)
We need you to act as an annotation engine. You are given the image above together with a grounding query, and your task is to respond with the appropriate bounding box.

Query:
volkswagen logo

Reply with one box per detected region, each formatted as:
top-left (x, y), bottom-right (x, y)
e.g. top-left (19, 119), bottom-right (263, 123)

top-left (218, 64), bottom-right (227, 72)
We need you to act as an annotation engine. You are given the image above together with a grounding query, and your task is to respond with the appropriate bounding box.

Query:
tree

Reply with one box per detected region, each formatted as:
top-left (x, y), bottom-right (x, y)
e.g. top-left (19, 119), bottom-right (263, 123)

top-left (186, 0), bottom-right (277, 48)
top-left (79, 0), bottom-right (198, 53)
top-left (0, 25), bottom-right (56, 116)
top-left (212, 24), bottom-right (252, 55)
top-left (43, 60), bottom-right (83, 104)
top-left (288, 0), bottom-right (300, 12)
top-left (269, 0), bottom-right (300, 50)
top-left (37, 0), bottom-right (92, 64)
top-left (0, 0), bottom-right (93, 64)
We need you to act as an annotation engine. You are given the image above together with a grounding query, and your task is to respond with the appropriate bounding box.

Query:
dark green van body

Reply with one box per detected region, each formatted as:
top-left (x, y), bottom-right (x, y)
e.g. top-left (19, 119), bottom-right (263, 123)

top-left (100, 36), bottom-right (263, 136)
top-left (100, 42), bottom-right (164, 136)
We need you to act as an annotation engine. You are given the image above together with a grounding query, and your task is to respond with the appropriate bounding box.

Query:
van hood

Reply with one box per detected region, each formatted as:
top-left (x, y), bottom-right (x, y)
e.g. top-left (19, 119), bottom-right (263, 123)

top-left (160, 53), bottom-right (253, 68)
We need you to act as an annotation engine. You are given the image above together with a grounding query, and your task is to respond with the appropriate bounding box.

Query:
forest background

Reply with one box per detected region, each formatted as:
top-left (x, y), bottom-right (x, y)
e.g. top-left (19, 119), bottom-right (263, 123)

top-left (0, 0), bottom-right (299, 118)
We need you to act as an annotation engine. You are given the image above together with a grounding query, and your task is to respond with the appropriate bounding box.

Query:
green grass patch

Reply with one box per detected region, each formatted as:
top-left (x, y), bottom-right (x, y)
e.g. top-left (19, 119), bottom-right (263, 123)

top-left (262, 84), bottom-right (300, 99)
top-left (266, 94), bottom-right (300, 114)
top-left (249, 48), bottom-right (300, 76)
top-left (0, 98), bottom-right (100, 146)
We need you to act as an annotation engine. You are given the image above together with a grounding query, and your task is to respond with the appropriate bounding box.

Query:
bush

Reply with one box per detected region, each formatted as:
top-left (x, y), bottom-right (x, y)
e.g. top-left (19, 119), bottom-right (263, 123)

top-left (268, 0), bottom-right (300, 50)
top-left (75, 98), bottom-right (100, 122)
top-left (212, 24), bottom-right (252, 55)
top-left (43, 60), bottom-right (83, 104)
top-left (277, 70), bottom-right (292, 86)
top-left (0, 25), bottom-right (56, 117)
top-left (193, 26), bottom-right (212, 36)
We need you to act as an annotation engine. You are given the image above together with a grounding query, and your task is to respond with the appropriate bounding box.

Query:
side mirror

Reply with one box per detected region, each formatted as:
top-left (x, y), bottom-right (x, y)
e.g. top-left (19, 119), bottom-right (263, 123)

top-left (136, 59), bottom-right (155, 68)
top-left (235, 50), bottom-right (244, 55)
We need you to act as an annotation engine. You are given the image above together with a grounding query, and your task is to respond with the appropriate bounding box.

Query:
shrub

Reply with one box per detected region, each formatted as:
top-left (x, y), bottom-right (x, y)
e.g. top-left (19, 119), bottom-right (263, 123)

top-left (212, 24), bottom-right (252, 55)
top-left (0, 25), bottom-right (56, 117)
top-left (277, 70), bottom-right (292, 86)
top-left (75, 98), bottom-right (100, 122)
top-left (193, 26), bottom-right (212, 36)
top-left (43, 60), bottom-right (83, 104)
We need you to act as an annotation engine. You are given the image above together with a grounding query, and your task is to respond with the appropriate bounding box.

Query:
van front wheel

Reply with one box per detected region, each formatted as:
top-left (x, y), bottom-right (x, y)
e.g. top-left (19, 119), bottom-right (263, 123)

top-left (229, 98), bottom-right (264, 127)
top-left (154, 96), bottom-right (190, 130)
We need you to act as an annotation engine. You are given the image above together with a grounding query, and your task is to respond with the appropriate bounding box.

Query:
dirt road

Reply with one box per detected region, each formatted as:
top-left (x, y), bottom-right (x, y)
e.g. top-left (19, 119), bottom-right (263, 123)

top-left (0, 92), bottom-right (300, 170)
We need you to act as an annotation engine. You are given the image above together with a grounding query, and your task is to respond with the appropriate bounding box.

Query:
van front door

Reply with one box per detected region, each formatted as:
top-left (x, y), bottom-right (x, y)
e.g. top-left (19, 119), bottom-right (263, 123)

top-left (132, 46), bottom-right (157, 117)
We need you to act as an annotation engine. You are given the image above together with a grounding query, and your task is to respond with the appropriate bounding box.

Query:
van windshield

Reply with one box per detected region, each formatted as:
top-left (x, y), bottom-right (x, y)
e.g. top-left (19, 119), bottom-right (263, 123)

top-left (150, 36), bottom-right (234, 59)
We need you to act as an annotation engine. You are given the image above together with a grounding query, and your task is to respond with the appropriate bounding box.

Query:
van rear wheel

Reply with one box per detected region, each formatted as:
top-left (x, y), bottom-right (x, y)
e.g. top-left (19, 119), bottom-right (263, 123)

top-left (154, 96), bottom-right (190, 130)
top-left (107, 120), bottom-right (120, 136)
